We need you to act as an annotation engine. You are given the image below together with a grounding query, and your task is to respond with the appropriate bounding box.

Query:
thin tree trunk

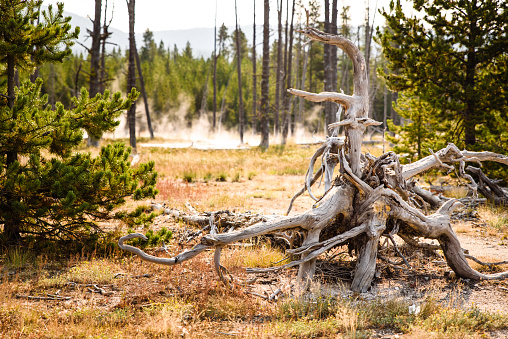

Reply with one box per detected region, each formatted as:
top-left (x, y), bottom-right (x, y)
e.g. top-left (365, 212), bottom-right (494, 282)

top-left (213, 1), bottom-right (218, 131)
top-left (4, 55), bottom-right (21, 243)
top-left (323, 0), bottom-right (334, 135)
top-left (299, 41), bottom-right (310, 126)
top-left (99, 0), bottom-right (109, 94)
top-left (127, 0), bottom-right (137, 149)
top-left (134, 46), bottom-right (154, 139)
top-left (252, 0), bottom-right (257, 133)
top-left (281, 0), bottom-right (295, 145)
top-left (234, 0), bottom-right (244, 144)
top-left (88, 0), bottom-right (102, 147)
top-left (259, 0), bottom-right (270, 149)
top-left (274, 0), bottom-right (283, 136)
top-left (330, 0), bottom-right (338, 92)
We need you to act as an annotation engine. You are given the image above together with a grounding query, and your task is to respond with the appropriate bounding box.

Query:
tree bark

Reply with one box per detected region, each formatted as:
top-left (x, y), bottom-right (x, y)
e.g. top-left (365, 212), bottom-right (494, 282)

top-left (134, 46), bottom-right (154, 139)
top-left (88, 0), bottom-right (102, 147)
top-left (281, 0), bottom-right (295, 145)
top-left (213, 7), bottom-right (218, 132)
top-left (259, 0), bottom-right (270, 149)
top-left (274, 0), bottom-right (284, 137)
top-left (251, 0), bottom-right (257, 133)
top-left (127, 0), bottom-right (137, 149)
top-left (235, 0), bottom-right (244, 144)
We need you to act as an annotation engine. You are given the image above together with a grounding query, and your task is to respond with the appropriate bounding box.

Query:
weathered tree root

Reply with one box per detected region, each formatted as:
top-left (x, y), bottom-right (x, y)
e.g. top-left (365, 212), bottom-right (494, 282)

top-left (119, 27), bottom-right (508, 293)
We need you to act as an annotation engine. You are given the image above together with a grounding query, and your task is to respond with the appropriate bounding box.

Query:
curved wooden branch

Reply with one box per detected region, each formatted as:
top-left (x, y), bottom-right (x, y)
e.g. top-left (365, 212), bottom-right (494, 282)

top-left (402, 143), bottom-right (508, 180)
top-left (297, 27), bottom-right (368, 100)
top-left (118, 233), bottom-right (210, 265)
top-left (286, 166), bottom-right (322, 215)
top-left (287, 88), bottom-right (355, 110)
top-left (386, 192), bottom-right (508, 281)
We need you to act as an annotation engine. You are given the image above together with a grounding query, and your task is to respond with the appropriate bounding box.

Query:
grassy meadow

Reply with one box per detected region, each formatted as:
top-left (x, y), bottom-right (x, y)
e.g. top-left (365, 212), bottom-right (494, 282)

top-left (1, 140), bottom-right (508, 338)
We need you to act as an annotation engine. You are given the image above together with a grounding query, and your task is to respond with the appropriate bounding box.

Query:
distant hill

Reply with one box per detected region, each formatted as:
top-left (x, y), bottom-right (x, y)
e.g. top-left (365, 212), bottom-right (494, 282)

top-left (60, 8), bottom-right (260, 58)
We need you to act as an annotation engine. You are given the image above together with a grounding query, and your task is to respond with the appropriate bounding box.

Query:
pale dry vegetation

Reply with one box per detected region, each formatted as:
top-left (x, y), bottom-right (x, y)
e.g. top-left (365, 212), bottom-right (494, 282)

top-left (2, 142), bottom-right (508, 338)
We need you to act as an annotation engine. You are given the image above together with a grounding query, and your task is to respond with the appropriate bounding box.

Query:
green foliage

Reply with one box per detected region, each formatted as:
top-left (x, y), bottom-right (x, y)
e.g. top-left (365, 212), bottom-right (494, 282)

top-left (378, 0), bottom-right (508, 151)
top-left (0, 1), bottom-right (157, 245)
top-left (385, 93), bottom-right (442, 163)
top-left (0, 0), bottom-right (79, 72)
top-left (126, 227), bottom-right (172, 249)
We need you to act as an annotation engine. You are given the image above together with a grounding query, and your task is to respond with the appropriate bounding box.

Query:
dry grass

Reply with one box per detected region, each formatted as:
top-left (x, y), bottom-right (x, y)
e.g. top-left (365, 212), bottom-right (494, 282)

top-left (478, 204), bottom-right (508, 238)
top-left (3, 142), bottom-right (508, 338)
top-left (141, 143), bottom-right (316, 182)
top-left (221, 244), bottom-right (288, 269)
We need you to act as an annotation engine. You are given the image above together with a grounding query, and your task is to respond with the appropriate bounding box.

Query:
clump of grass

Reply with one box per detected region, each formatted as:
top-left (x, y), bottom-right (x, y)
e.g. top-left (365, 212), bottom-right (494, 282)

top-left (420, 303), bottom-right (508, 334)
top-left (39, 260), bottom-right (117, 286)
top-left (278, 293), bottom-right (339, 321)
top-left (182, 169), bottom-right (197, 183)
top-left (216, 171), bottom-right (227, 182)
top-left (203, 172), bottom-right (213, 182)
top-left (222, 244), bottom-right (287, 268)
top-left (232, 172), bottom-right (241, 182)
top-left (248, 192), bottom-right (276, 200)
top-left (478, 204), bottom-right (508, 237)
top-left (205, 193), bottom-right (246, 209)
top-left (247, 171), bottom-right (257, 180)
top-left (4, 247), bottom-right (34, 269)
top-left (270, 165), bottom-right (306, 176)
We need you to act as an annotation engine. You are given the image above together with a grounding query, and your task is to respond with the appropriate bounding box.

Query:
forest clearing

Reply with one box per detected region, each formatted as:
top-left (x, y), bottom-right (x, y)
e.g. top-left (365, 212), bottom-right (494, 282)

top-left (1, 141), bottom-right (508, 338)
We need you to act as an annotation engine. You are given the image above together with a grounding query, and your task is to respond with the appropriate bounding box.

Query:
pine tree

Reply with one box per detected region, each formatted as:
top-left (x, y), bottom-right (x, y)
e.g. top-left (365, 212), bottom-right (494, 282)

top-left (386, 92), bottom-right (440, 163)
top-left (0, 1), bottom-right (157, 245)
top-left (378, 0), bottom-right (508, 150)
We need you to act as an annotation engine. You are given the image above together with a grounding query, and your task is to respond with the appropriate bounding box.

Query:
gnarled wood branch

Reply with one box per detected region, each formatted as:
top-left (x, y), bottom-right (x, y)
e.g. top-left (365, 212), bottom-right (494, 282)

top-left (119, 28), bottom-right (508, 294)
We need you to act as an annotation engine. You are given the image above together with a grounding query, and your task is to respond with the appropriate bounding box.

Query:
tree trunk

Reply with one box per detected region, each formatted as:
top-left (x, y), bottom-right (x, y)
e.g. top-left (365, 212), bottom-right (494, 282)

top-left (3, 55), bottom-right (21, 244)
top-left (88, 0), bottom-right (102, 147)
top-left (213, 9), bottom-right (218, 132)
top-left (298, 40), bottom-right (310, 126)
top-left (274, 0), bottom-right (283, 137)
top-left (330, 0), bottom-right (338, 93)
top-left (134, 46), bottom-right (154, 139)
top-left (235, 0), bottom-right (244, 144)
top-left (251, 0), bottom-right (257, 133)
top-left (281, 0), bottom-right (295, 145)
top-left (127, 0), bottom-right (137, 150)
top-left (323, 0), bottom-right (336, 136)
top-left (259, 0), bottom-right (270, 149)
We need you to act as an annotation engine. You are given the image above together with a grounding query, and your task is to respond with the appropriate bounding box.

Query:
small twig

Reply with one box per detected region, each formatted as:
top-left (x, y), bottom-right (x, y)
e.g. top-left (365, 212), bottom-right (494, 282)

top-left (268, 288), bottom-right (283, 301)
top-left (244, 291), bottom-right (268, 300)
top-left (464, 255), bottom-right (508, 268)
top-left (386, 234), bottom-right (412, 269)
top-left (216, 331), bottom-right (238, 336)
top-left (16, 294), bottom-right (71, 301)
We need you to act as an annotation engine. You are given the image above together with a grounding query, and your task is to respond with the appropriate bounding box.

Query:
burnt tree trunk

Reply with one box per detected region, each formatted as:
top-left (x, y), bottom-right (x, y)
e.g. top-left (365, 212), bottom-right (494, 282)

top-left (134, 46), bottom-right (154, 139)
top-left (251, 0), bottom-right (257, 133)
top-left (259, 0), bottom-right (270, 149)
top-left (235, 0), bottom-right (244, 144)
top-left (126, 0), bottom-right (137, 149)
top-left (88, 0), bottom-right (102, 147)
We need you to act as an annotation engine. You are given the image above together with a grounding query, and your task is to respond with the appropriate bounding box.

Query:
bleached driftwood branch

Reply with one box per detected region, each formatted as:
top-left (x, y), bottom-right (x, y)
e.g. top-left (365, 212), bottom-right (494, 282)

top-left (119, 28), bottom-right (508, 293)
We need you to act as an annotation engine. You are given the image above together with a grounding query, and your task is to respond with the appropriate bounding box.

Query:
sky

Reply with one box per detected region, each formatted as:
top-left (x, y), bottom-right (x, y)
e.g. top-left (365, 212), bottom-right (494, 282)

top-left (42, 0), bottom-right (396, 33)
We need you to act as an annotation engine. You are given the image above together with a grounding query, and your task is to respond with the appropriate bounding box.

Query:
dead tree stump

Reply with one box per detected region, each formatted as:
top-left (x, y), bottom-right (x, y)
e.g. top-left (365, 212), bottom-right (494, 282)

top-left (119, 28), bottom-right (508, 292)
